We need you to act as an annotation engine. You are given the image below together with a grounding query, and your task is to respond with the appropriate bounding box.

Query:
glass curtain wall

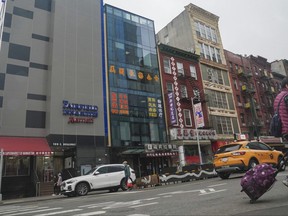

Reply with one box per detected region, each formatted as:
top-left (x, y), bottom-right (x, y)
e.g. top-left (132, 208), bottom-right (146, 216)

top-left (105, 5), bottom-right (167, 147)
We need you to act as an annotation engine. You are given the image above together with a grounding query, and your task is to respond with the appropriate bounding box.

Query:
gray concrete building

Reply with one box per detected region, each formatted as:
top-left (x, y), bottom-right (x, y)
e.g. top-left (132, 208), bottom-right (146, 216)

top-left (156, 3), bottom-right (240, 151)
top-left (0, 0), bottom-right (106, 198)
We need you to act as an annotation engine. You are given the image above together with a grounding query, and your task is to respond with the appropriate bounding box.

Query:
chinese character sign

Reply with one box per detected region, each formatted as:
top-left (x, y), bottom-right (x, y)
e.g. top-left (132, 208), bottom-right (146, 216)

top-left (194, 102), bottom-right (204, 128)
top-left (168, 92), bottom-right (177, 125)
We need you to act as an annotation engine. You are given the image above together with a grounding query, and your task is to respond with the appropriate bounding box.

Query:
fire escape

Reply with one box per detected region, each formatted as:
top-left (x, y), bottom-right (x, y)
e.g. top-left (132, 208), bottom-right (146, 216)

top-left (259, 69), bottom-right (276, 133)
top-left (238, 68), bottom-right (261, 140)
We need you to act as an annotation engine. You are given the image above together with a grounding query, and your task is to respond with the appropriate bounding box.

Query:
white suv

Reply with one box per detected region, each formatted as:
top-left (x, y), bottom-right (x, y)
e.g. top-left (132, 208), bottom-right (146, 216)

top-left (61, 164), bottom-right (136, 197)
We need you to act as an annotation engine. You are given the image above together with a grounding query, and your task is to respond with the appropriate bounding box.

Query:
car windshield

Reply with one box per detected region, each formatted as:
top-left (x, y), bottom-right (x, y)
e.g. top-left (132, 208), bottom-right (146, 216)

top-left (216, 144), bottom-right (242, 154)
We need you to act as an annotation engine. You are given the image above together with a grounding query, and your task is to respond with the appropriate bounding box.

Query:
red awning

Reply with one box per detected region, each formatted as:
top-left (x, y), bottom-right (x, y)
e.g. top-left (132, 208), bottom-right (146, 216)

top-left (0, 137), bottom-right (52, 156)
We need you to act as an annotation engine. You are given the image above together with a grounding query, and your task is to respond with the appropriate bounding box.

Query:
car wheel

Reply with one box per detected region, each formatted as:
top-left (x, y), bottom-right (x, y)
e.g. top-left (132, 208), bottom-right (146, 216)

top-left (75, 182), bottom-right (89, 196)
top-left (248, 159), bottom-right (258, 169)
top-left (218, 172), bottom-right (230, 179)
top-left (278, 156), bottom-right (286, 171)
top-left (120, 178), bottom-right (128, 191)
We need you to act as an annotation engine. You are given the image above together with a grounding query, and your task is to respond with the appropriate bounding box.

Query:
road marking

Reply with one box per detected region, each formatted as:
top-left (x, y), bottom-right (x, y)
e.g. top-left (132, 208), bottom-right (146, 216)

top-left (74, 211), bottom-right (106, 216)
top-left (207, 183), bottom-right (227, 187)
top-left (199, 189), bottom-right (227, 195)
top-left (35, 209), bottom-right (82, 216)
top-left (5, 208), bottom-right (62, 216)
top-left (79, 202), bottom-right (115, 208)
top-left (0, 207), bottom-right (48, 215)
top-left (144, 197), bottom-right (160, 201)
top-left (130, 202), bottom-right (158, 208)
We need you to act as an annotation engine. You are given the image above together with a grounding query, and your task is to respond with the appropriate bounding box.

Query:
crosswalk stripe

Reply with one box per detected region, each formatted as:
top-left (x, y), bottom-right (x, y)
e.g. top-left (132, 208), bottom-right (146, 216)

top-left (34, 209), bottom-right (82, 216)
top-left (5, 208), bottom-right (62, 216)
top-left (0, 207), bottom-right (48, 215)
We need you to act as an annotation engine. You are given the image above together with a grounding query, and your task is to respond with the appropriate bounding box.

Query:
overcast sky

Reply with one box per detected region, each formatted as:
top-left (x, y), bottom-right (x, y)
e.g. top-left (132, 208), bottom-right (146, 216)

top-left (104, 0), bottom-right (288, 63)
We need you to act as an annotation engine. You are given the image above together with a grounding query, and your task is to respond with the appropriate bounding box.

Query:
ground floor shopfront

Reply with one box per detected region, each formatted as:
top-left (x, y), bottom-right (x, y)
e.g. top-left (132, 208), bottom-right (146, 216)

top-left (0, 135), bottom-right (107, 199)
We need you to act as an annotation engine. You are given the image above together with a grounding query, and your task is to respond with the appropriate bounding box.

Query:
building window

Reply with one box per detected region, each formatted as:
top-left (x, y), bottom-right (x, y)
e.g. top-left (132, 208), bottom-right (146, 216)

top-left (190, 65), bottom-right (197, 80)
top-left (204, 44), bottom-right (211, 60)
top-left (177, 62), bottom-right (184, 76)
top-left (183, 109), bottom-right (192, 127)
top-left (6, 64), bottom-right (29, 77)
top-left (215, 116), bottom-right (233, 135)
top-left (4, 156), bottom-right (30, 176)
top-left (163, 57), bottom-right (171, 74)
top-left (215, 48), bottom-right (221, 63)
top-left (13, 7), bottom-right (33, 19)
top-left (4, 13), bottom-right (12, 28)
top-left (240, 113), bottom-right (245, 124)
top-left (0, 73), bottom-right (5, 90)
top-left (180, 85), bottom-right (188, 98)
top-left (167, 83), bottom-right (173, 92)
top-left (211, 28), bottom-right (218, 43)
top-left (233, 79), bottom-right (238, 90)
top-left (26, 110), bottom-right (46, 128)
top-left (207, 68), bottom-right (223, 85)
top-left (34, 0), bottom-right (52, 12)
top-left (211, 91), bottom-right (228, 109)
top-left (193, 88), bottom-right (200, 99)
top-left (32, 33), bottom-right (50, 42)
top-left (8, 43), bottom-right (31, 61)
top-left (198, 43), bottom-right (205, 58)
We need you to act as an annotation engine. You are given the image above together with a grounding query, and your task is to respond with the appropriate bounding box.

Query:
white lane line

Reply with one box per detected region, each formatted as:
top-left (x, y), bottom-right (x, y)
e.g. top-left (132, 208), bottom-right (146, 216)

top-left (34, 209), bottom-right (82, 216)
top-left (79, 202), bottom-right (115, 208)
top-left (130, 202), bottom-right (158, 208)
top-left (199, 189), bottom-right (227, 195)
top-left (73, 211), bottom-right (106, 216)
top-left (207, 183), bottom-right (227, 187)
top-left (5, 208), bottom-right (62, 216)
top-left (144, 197), bottom-right (160, 201)
top-left (0, 207), bottom-right (48, 215)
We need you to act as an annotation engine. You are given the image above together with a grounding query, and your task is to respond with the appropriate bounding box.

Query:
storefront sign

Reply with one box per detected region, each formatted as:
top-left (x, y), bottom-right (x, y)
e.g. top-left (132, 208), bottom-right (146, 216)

top-left (145, 143), bottom-right (178, 152)
top-left (109, 65), bottom-right (159, 83)
top-left (146, 152), bottom-right (178, 157)
top-left (52, 142), bottom-right (76, 147)
top-left (3, 151), bottom-right (51, 156)
top-left (111, 92), bottom-right (129, 115)
top-left (62, 100), bottom-right (98, 124)
top-left (170, 128), bottom-right (217, 140)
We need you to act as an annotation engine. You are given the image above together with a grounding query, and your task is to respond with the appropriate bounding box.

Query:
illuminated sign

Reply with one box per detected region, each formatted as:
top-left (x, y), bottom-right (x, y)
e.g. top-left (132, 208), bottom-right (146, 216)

top-left (109, 65), bottom-right (159, 82)
top-left (110, 92), bottom-right (129, 115)
top-left (62, 100), bottom-right (98, 124)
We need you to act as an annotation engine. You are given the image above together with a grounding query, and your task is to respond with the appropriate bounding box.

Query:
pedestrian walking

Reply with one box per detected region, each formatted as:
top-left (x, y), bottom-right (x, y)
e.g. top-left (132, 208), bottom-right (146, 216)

top-left (273, 76), bottom-right (288, 186)
top-left (123, 161), bottom-right (132, 190)
top-left (52, 174), bottom-right (58, 196)
top-left (56, 172), bottom-right (63, 195)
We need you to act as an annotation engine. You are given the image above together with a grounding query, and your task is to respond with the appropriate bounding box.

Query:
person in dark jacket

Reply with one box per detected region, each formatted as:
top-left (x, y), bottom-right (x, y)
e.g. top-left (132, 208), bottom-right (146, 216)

top-left (273, 76), bottom-right (288, 186)
top-left (123, 161), bottom-right (131, 189)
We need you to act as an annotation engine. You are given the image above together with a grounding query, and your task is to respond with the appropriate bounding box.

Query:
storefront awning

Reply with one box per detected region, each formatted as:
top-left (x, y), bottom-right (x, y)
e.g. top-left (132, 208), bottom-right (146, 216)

top-left (0, 137), bottom-right (52, 156)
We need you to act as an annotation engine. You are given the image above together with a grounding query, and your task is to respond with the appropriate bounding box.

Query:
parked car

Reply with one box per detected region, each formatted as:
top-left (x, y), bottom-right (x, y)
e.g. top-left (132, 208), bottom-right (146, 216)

top-left (61, 164), bottom-right (136, 197)
top-left (213, 140), bottom-right (285, 179)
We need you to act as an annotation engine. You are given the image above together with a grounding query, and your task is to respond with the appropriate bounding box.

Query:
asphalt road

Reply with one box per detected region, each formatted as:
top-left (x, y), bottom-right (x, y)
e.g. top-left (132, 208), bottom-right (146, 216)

top-left (1, 171), bottom-right (288, 215)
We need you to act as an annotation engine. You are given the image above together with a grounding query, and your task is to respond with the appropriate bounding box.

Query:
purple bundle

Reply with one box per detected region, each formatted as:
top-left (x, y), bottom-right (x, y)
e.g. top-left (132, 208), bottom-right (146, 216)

top-left (241, 164), bottom-right (276, 197)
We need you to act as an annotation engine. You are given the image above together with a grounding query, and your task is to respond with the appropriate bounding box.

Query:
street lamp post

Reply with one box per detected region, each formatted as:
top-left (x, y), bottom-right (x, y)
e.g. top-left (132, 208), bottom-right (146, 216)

top-left (191, 97), bottom-right (203, 165)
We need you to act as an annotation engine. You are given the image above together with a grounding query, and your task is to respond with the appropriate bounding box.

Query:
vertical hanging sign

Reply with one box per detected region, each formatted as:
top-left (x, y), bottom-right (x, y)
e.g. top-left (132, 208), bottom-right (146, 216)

top-left (194, 102), bottom-right (204, 128)
top-left (171, 57), bottom-right (183, 129)
top-left (168, 92), bottom-right (177, 124)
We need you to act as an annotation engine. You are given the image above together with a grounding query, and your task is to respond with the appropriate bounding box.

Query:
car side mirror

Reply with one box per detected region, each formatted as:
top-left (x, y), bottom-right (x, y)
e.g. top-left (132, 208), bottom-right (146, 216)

top-left (94, 171), bottom-right (100, 175)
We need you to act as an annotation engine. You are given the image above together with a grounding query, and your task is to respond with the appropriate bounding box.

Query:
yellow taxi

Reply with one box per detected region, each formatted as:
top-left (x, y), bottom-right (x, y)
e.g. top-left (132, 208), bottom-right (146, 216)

top-left (213, 140), bottom-right (285, 179)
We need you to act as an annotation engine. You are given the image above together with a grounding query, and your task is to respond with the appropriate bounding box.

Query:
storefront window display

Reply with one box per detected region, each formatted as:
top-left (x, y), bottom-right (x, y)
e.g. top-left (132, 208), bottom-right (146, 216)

top-left (3, 156), bottom-right (30, 176)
